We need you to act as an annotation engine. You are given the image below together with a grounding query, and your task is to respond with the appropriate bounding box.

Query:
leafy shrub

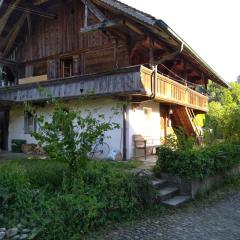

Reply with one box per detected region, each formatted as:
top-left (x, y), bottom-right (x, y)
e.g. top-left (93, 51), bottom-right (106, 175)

top-left (164, 127), bottom-right (195, 150)
top-left (28, 99), bottom-right (120, 187)
top-left (0, 159), bottom-right (156, 239)
top-left (157, 143), bottom-right (240, 179)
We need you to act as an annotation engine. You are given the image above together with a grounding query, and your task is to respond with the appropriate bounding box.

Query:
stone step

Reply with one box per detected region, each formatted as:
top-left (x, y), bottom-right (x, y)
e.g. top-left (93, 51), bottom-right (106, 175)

top-left (162, 195), bottom-right (191, 207)
top-left (151, 179), bottom-right (167, 189)
top-left (156, 187), bottom-right (178, 201)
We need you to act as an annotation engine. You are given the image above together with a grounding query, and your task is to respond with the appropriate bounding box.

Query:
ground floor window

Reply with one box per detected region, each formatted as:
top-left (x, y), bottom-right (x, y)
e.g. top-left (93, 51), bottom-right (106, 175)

top-left (24, 112), bottom-right (37, 134)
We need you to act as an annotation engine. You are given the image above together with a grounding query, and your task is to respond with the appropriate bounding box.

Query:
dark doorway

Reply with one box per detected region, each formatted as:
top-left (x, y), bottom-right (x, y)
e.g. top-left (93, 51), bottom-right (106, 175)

top-left (0, 110), bottom-right (9, 151)
top-left (160, 104), bottom-right (170, 138)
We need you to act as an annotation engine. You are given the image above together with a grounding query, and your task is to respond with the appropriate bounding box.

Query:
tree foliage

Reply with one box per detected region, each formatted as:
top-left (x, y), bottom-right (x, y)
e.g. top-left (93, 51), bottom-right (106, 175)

top-left (29, 99), bottom-right (120, 186)
top-left (205, 81), bottom-right (240, 143)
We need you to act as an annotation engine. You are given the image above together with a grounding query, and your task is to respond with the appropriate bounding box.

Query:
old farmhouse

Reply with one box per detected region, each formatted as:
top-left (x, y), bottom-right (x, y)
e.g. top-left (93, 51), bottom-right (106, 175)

top-left (0, 0), bottom-right (229, 160)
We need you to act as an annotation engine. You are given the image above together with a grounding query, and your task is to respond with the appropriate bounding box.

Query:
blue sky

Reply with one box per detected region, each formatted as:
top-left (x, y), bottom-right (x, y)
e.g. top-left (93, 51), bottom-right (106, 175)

top-left (121, 0), bottom-right (240, 82)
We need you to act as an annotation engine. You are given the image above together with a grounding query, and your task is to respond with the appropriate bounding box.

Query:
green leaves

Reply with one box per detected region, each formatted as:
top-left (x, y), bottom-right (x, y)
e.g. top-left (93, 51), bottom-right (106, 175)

top-left (0, 159), bottom-right (155, 239)
top-left (29, 98), bottom-right (120, 186)
top-left (206, 81), bottom-right (240, 143)
top-left (157, 143), bottom-right (240, 180)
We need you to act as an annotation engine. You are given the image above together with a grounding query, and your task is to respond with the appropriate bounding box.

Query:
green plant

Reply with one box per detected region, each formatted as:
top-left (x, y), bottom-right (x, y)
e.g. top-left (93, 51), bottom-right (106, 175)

top-left (29, 99), bottom-right (120, 186)
top-left (0, 159), bottom-right (156, 239)
top-left (205, 81), bottom-right (240, 144)
top-left (164, 127), bottom-right (195, 150)
top-left (156, 143), bottom-right (240, 179)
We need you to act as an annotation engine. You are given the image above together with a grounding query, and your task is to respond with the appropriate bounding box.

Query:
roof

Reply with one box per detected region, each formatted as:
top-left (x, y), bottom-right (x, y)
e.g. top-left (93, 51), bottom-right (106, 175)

top-left (95, 0), bottom-right (230, 88)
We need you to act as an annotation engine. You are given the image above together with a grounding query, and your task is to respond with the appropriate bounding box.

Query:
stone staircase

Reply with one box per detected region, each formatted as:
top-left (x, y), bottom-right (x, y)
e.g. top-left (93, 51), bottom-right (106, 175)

top-left (152, 178), bottom-right (191, 207)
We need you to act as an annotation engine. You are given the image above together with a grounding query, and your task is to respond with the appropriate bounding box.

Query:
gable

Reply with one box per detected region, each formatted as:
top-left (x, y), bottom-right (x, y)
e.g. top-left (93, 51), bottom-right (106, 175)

top-left (0, 0), bottom-right (229, 87)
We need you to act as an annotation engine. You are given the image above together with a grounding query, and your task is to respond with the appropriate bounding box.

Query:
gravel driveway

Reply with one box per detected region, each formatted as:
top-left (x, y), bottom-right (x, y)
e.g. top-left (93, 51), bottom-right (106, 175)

top-left (88, 191), bottom-right (240, 240)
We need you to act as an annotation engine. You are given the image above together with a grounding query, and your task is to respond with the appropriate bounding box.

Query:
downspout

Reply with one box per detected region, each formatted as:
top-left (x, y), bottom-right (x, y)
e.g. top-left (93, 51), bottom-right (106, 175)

top-left (122, 103), bottom-right (127, 161)
top-left (150, 43), bottom-right (184, 99)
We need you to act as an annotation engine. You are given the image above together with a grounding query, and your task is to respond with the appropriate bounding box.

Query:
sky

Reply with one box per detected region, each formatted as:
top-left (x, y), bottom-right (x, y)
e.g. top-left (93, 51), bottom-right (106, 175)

top-left (120, 0), bottom-right (240, 82)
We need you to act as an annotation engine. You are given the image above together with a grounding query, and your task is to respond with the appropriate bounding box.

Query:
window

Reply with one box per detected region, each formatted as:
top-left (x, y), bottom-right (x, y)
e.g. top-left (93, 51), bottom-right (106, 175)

top-left (143, 107), bottom-right (152, 135)
top-left (143, 107), bottom-right (152, 121)
top-left (24, 112), bottom-right (37, 134)
top-left (33, 62), bottom-right (47, 76)
top-left (61, 58), bottom-right (73, 78)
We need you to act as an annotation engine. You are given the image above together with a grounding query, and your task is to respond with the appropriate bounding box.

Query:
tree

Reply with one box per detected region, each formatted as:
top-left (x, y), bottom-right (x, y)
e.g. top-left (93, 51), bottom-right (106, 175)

top-left (205, 81), bottom-right (240, 143)
top-left (29, 99), bottom-right (120, 186)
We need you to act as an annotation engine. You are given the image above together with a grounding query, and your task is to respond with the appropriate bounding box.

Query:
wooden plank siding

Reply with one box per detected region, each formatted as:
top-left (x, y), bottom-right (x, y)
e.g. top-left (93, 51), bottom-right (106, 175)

top-left (0, 65), bottom-right (208, 112)
top-left (16, 0), bottom-right (129, 79)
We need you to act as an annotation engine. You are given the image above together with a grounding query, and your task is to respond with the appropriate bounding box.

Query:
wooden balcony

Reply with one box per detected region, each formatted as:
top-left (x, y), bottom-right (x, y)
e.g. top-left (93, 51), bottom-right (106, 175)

top-left (141, 66), bottom-right (208, 112)
top-left (0, 65), bottom-right (208, 112)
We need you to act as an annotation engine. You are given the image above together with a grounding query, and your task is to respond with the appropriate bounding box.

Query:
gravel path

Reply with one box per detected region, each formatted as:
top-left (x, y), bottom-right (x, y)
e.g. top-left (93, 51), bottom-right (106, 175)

top-left (88, 191), bottom-right (240, 240)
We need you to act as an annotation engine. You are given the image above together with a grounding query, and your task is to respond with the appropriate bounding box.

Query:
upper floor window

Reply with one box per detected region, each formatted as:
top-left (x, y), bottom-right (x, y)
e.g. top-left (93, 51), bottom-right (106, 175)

top-left (0, 65), bottom-right (15, 87)
top-left (61, 58), bottom-right (73, 78)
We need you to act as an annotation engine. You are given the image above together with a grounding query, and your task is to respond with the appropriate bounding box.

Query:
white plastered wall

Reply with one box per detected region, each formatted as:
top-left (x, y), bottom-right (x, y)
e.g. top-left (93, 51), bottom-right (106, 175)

top-left (8, 98), bottom-right (124, 155)
top-left (127, 101), bottom-right (161, 159)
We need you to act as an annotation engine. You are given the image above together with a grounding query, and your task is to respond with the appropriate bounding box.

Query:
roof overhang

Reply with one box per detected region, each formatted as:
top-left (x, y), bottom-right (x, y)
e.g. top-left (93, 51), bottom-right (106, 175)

top-left (95, 0), bottom-right (230, 88)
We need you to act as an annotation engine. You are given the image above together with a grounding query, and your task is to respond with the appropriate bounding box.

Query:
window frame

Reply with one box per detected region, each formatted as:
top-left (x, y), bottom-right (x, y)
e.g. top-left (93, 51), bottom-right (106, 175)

top-left (24, 111), bottom-right (37, 134)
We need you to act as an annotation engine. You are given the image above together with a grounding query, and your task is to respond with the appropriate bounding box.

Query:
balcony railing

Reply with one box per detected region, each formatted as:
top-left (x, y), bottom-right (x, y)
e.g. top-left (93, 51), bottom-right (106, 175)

top-left (141, 66), bottom-right (208, 112)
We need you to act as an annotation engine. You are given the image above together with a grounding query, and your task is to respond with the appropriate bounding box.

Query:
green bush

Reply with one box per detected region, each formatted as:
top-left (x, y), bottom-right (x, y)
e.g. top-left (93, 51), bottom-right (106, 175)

top-left (29, 99), bottom-right (120, 187)
top-left (0, 159), bottom-right (155, 239)
top-left (157, 143), bottom-right (240, 179)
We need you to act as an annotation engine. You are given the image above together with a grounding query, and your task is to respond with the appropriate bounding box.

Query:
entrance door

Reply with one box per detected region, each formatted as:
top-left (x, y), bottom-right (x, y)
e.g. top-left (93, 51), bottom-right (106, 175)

top-left (160, 105), bottom-right (169, 138)
top-left (0, 110), bottom-right (9, 151)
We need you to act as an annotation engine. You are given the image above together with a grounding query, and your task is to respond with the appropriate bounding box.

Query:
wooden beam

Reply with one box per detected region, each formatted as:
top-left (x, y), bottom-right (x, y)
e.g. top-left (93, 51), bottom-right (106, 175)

top-left (0, 0), bottom-right (21, 35)
top-left (124, 21), bottom-right (144, 35)
top-left (3, 13), bottom-right (27, 58)
top-left (154, 43), bottom-right (184, 65)
top-left (0, 57), bottom-right (17, 66)
top-left (81, 0), bottom-right (107, 22)
top-left (0, 0), bottom-right (4, 8)
top-left (81, 19), bottom-right (124, 33)
top-left (33, 0), bottom-right (49, 5)
top-left (2, 2), bottom-right (56, 19)
top-left (27, 11), bottom-right (32, 36)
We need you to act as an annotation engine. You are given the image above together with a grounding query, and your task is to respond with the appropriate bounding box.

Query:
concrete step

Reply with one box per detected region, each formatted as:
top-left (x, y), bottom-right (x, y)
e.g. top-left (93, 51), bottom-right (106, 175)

top-left (162, 195), bottom-right (191, 207)
top-left (156, 187), bottom-right (178, 201)
top-left (151, 179), bottom-right (167, 189)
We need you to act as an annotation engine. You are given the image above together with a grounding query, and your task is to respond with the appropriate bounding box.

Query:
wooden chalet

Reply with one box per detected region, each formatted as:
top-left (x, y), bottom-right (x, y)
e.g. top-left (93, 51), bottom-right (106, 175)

top-left (0, 0), bottom-right (229, 159)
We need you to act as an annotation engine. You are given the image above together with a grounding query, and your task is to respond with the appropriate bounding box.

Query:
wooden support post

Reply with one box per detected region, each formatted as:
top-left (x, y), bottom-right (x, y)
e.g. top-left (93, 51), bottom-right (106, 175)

top-left (27, 11), bottom-right (32, 36)
top-left (81, 0), bottom-right (107, 22)
top-left (149, 38), bottom-right (154, 67)
top-left (183, 60), bottom-right (188, 86)
top-left (80, 53), bottom-right (85, 75)
top-left (84, 0), bottom-right (88, 28)
top-left (144, 140), bottom-right (147, 161)
top-left (113, 38), bottom-right (118, 69)
top-left (73, 55), bottom-right (80, 75)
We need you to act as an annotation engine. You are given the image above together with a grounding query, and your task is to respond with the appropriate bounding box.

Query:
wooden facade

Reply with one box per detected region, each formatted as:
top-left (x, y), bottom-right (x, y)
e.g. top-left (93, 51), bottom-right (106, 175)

top-left (0, 0), bottom-right (229, 138)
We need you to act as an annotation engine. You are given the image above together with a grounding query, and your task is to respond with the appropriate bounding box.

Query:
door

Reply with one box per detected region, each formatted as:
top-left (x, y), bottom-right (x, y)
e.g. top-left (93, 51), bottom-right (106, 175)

top-left (0, 110), bottom-right (9, 151)
top-left (160, 105), bottom-right (169, 138)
